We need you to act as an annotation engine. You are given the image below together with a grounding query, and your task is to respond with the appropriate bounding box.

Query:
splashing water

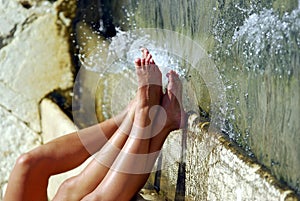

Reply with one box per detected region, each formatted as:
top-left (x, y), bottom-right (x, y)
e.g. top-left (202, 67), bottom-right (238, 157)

top-left (73, 24), bottom-right (205, 124)
top-left (232, 8), bottom-right (300, 75)
top-left (79, 28), bottom-right (187, 88)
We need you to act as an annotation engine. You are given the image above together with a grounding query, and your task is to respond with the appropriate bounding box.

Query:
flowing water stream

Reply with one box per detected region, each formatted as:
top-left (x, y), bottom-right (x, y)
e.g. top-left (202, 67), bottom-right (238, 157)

top-left (71, 0), bottom-right (300, 196)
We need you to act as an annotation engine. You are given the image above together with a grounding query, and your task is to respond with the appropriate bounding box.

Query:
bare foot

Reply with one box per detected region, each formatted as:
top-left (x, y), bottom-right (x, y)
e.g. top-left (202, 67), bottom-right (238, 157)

top-left (139, 48), bottom-right (185, 130)
top-left (136, 48), bottom-right (185, 131)
top-left (134, 49), bottom-right (163, 114)
top-left (162, 70), bottom-right (186, 131)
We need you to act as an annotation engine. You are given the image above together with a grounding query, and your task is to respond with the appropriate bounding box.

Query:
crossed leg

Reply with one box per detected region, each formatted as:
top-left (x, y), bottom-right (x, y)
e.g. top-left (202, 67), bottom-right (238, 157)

top-left (76, 50), bottom-right (184, 201)
top-left (52, 50), bottom-right (161, 200)
top-left (77, 48), bottom-right (163, 201)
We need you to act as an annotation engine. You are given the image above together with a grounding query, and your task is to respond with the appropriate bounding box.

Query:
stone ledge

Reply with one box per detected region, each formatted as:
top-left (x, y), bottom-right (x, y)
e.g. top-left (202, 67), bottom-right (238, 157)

top-left (158, 113), bottom-right (299, 200)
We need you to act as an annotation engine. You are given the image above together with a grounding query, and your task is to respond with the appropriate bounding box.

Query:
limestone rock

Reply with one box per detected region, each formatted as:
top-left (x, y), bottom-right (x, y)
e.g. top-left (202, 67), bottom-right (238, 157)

top-left (41, 98), bottom-right (77, 143)
top-left (0, 0), bottom-right (31, 47)
top-left (0, 0), bottom-right (76, 132)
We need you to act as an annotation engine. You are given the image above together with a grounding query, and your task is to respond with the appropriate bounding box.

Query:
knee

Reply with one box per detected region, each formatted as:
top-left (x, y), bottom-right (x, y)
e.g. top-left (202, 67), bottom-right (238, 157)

top-left (15, 152), bottom-right (37, 169)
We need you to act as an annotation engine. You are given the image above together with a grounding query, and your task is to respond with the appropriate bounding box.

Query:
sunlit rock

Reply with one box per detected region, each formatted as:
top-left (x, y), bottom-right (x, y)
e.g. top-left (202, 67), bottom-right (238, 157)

top-left (0, 0), bottom-right (76, 132)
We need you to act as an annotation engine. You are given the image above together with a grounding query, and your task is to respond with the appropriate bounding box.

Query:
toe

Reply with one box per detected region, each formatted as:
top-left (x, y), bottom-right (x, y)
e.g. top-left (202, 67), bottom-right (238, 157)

top-left (150, 58), bottom-right (155, 65)
top-left (141, 58), bottom-right (146, 68)
top-left (135, 58), bottom-right (141, 68)
top-left (145, 54), bottom-right (152, 65)
top-left (140, 47), bottom-right (149, 58)
top-left (166, 70), bottom-right (174, 81)
top-left (168, 70), bottom-right (180, 82)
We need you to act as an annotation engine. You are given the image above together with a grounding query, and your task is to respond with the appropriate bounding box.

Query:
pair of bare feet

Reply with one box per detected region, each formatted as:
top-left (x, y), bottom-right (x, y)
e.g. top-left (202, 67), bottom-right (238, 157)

top-left (134, 48), bottom-right (184, 133)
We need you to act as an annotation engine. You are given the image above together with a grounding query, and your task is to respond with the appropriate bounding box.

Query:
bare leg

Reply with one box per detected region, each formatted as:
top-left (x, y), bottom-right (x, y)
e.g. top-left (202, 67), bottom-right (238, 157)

top-left (81, 51), bottom-right (163, 201)
top-left (53, 103), bottom-right (136, 201)
top-left (3, 105), bottom-right (129, 201)
top-left (52, 50), bottom-right (157, 200)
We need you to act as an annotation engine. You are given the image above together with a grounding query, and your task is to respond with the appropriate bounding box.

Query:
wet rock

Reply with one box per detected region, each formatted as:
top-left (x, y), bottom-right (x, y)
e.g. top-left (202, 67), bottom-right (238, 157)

top-left (158, 114), bottom-right (299, 200)
top-left (106, 0), bottom-right (300, 195)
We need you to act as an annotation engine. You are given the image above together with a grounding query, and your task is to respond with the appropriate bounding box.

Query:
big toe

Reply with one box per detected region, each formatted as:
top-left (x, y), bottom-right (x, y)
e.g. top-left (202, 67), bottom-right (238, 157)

top-left (135, 58), bottom-right (141, 68)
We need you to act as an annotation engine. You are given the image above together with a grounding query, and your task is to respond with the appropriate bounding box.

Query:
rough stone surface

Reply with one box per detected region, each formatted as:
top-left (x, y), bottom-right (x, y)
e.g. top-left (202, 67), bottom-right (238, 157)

top-left (158, 113), bottom-right (299, 200)
top-left (0, 105), bottom-right (41, 199)
top-left (41, 98), bottom-right (77, 143)
top-left (0, 0), bottom-right (74, 132)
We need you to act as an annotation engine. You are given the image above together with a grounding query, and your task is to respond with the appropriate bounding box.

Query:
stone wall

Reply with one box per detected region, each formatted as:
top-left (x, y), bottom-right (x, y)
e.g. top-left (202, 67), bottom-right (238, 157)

top-left (0, 0), bottom-right (75, 198)
top-left (157, 113), bottom-right (299, 200)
